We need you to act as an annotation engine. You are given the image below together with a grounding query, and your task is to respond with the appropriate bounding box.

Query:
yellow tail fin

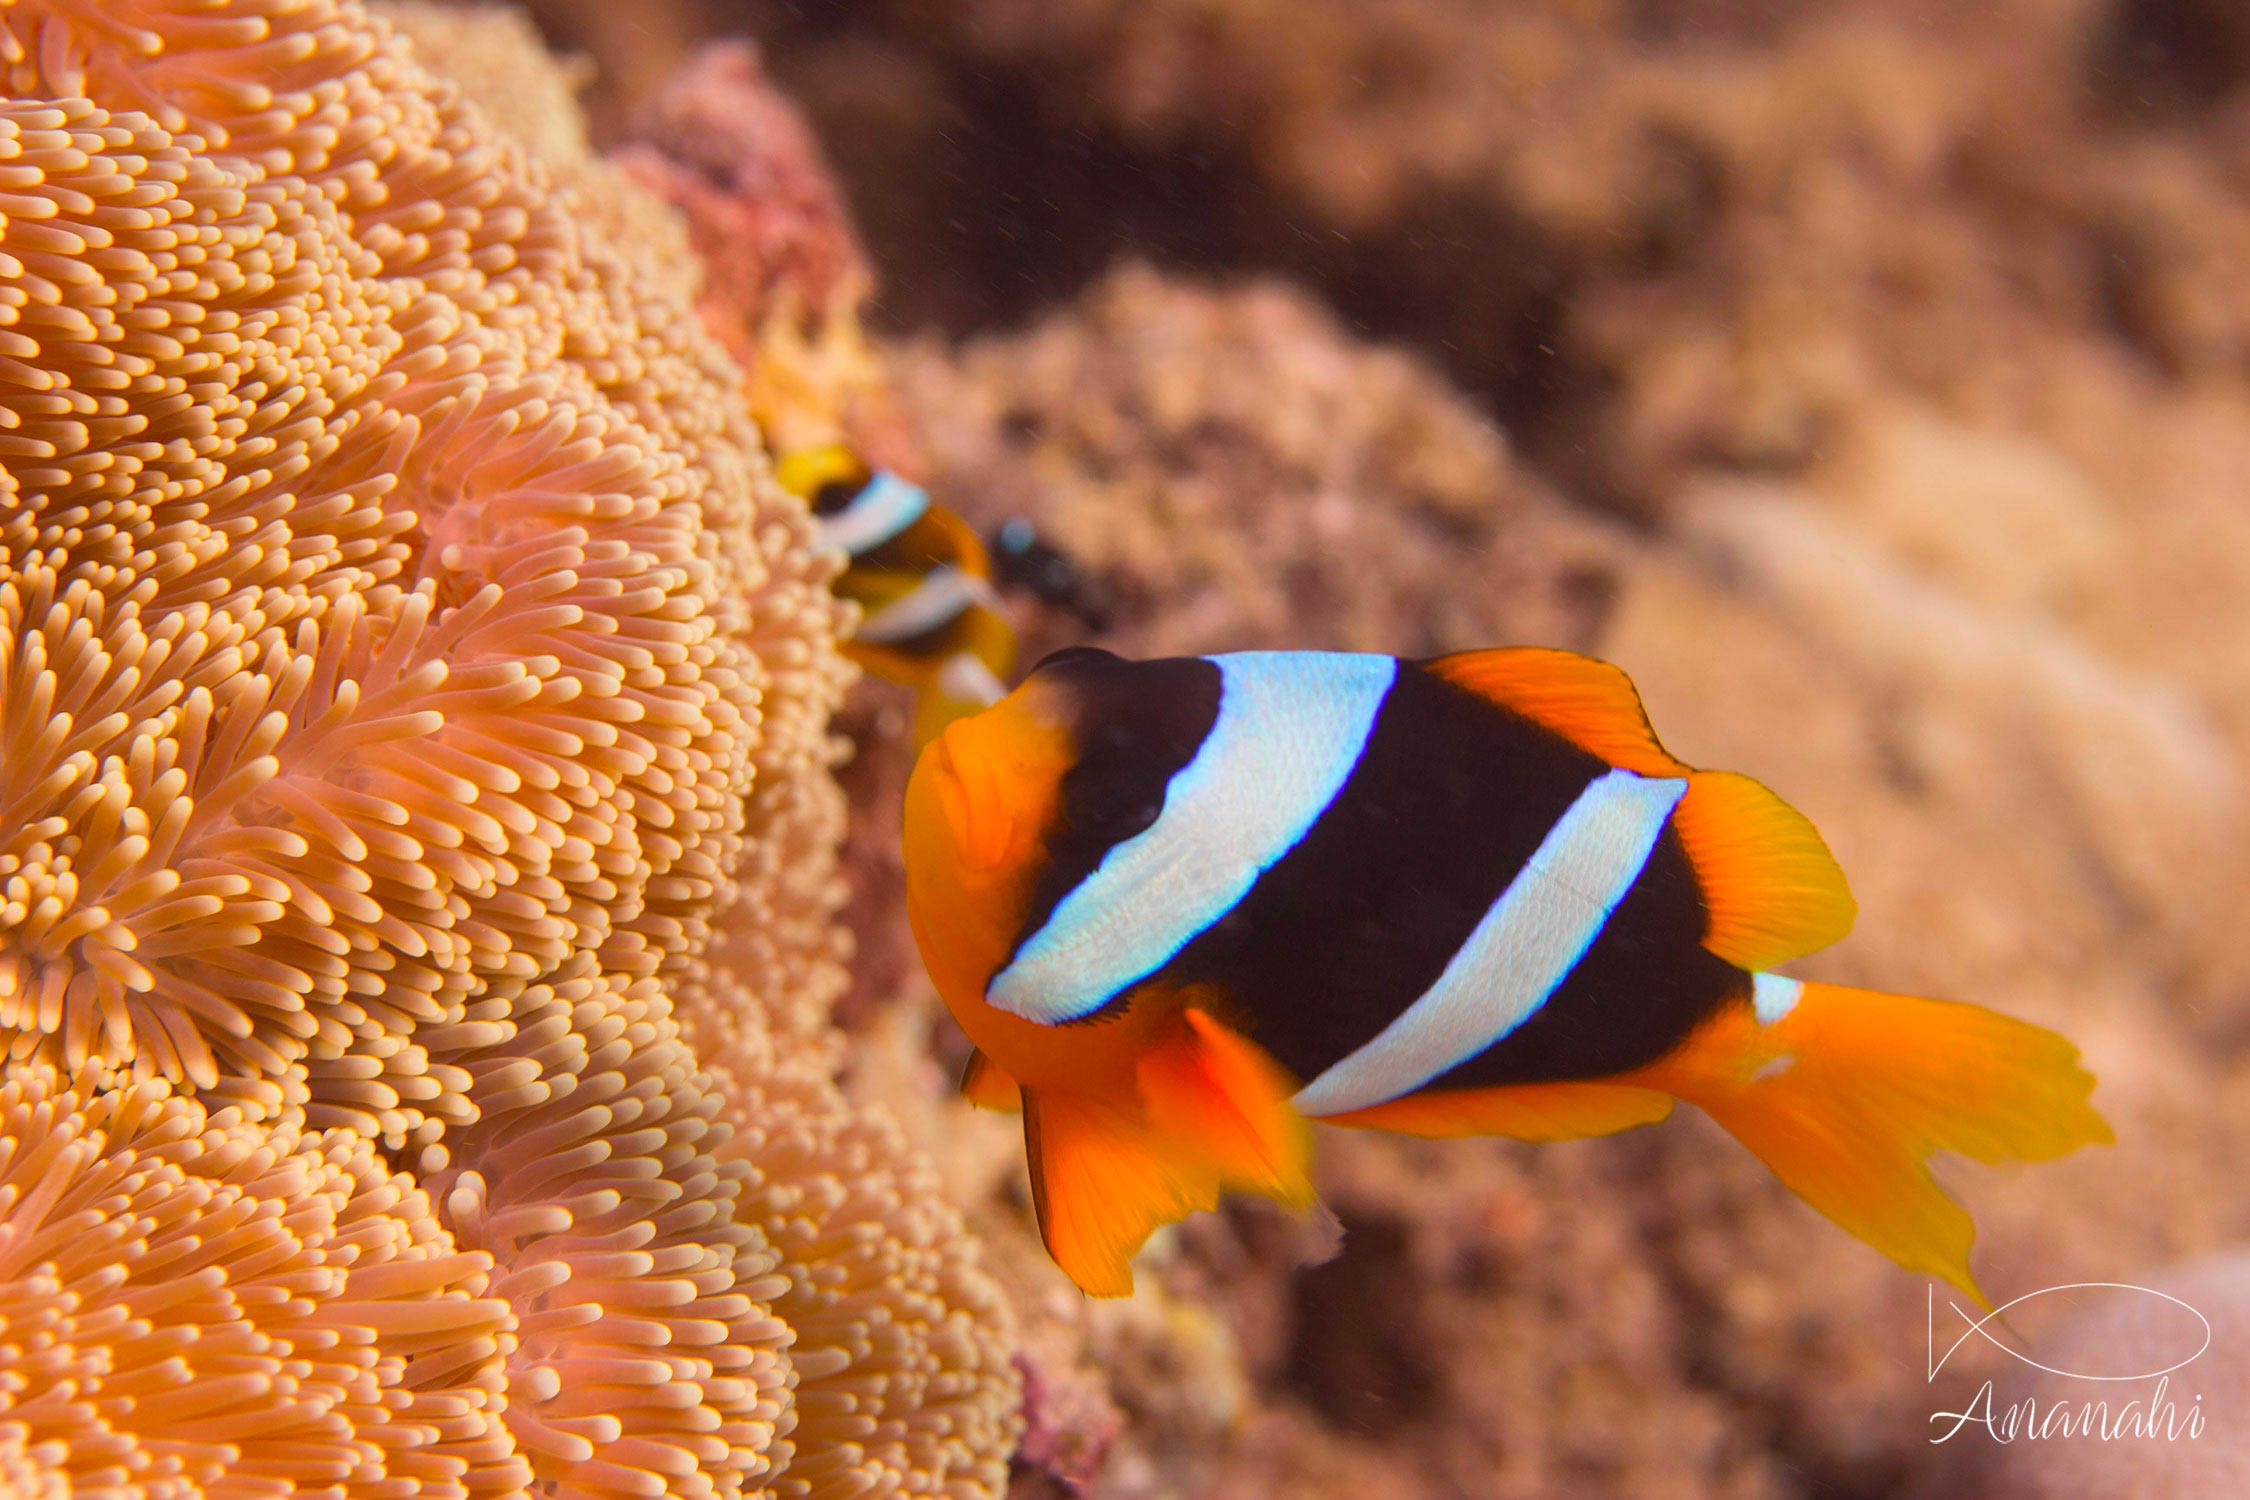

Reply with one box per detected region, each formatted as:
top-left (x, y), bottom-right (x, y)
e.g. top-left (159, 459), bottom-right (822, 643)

top-left (1637, 980), bottom-right (2111, 1305)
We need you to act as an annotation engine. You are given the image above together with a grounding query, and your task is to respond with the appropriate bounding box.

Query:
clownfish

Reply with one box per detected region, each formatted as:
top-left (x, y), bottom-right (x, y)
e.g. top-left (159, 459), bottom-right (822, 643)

top-left (990, 517), bottom-right (1112, 632)
top-left (778, 444), bottom-right (1016, 740)
top-left (903, 646), bottom-right (2110, 1299)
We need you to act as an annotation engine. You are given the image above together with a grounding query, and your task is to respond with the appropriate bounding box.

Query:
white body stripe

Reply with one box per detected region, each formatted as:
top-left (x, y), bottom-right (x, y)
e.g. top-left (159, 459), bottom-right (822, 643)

top-left (988, 651), bottom-right (1398, 1025)
top-left (818, 469), bottom-right (929, 556)
top-left (857, 565), bottom-right (1001, 645)
top-left (1752, 972), bottom-right (1803, 1025)
top-left (1292, 768), bottom-right (1689, 1116)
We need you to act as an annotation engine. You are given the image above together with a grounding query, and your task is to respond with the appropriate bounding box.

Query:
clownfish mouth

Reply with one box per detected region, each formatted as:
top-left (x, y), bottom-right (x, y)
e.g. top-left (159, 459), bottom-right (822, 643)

top-left (927, 721), bottom-right (1015, 874)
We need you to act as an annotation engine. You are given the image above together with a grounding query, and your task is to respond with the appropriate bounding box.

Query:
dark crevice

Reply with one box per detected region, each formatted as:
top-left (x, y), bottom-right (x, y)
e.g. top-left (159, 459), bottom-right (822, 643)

top-left (1282, 1211), bottom-right (1445, 1435)
top-left (2092, 0), bottom-right (2250, 115)
top-left (756, 25), bottom-right (1633, 509)
top-left (515, 0), bottom-right (1677, 512)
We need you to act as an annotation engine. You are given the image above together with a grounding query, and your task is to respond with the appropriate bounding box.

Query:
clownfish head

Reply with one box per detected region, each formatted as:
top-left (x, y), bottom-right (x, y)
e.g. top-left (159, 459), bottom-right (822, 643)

top-left (903, 648), bottom-right (1225, 1056)
top-left (774, 442), bottom-right (870, 515)
top-left (903, 661), bottom-right (1079, 1026)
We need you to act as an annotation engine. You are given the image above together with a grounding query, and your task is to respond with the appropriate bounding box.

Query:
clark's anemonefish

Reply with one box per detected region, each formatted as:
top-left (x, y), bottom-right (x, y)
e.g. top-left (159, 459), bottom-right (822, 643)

top-left (903, 646), bottom-right (2111, 1299)
top-left (778, 444), bottom-right (1017, 741)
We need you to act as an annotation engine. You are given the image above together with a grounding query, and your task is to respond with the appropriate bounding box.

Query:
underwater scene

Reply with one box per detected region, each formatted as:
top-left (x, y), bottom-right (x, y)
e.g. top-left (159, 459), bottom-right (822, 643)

top-left (0, 1), bottom-right (2245, 1497)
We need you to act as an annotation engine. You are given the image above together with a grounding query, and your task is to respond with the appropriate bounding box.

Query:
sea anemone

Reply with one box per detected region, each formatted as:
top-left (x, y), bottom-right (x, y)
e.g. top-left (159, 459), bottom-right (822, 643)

top-left (0, 0), bottom-right (785, 1119)
top-left (0, 3), bottom-right (1017, 1496)
top-left (684, 923), bottom-right (1018, 1500)
top-left (412, 953), bottom-right (790, 1500)
top-left (0, 1060), bottom-right (522, 1499)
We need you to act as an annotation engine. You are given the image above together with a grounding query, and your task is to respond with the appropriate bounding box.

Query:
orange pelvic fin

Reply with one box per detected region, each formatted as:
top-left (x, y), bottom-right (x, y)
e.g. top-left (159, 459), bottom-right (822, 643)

top-left (1424, 646), bottom-right (1689, 777)
top-left (1022, 1009), bottom-right (1313, 1297)
top-left (1322, 1079), bottom-right (1674, 1140)
top-left (960, 1048), bottom-right (1023, 1112)
top-left (1636, 980), bottom-right (2111, 1306)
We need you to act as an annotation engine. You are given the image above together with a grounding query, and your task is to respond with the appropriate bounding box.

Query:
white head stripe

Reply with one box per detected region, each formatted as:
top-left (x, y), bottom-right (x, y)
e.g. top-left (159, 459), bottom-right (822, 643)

top-left (817, 469), bottom-right (930, 556)
top-left (934, 652), bottom-right (1008, 710)
top-left (988, 651), bottom-right (1398, 1025)
top-left (857, 565), bottom-right (1000, 645)
top-left (1751, 972), bottom-right (1803, 1025)
top-left (1292, 768), bottom-right (1689, 1116)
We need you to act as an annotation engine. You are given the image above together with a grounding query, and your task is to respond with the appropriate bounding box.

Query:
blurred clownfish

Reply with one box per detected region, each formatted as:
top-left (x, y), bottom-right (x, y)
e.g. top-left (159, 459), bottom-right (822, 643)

top-left (989, 516), bottom-right (1111, 632)
top-left (779, 444), bottom-right (1017, 741)
top-left (904, 646), bottom-right (2111, 1299)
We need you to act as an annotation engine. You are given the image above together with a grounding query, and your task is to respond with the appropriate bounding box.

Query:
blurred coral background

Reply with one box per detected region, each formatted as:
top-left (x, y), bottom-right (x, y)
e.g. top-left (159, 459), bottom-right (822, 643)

top-left (312, 2), bottom-right (2250, 1497)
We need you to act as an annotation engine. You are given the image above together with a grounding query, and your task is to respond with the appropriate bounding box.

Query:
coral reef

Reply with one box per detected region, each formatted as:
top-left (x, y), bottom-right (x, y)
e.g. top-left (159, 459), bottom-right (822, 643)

top-left (681, 6), bottom-right (2250, 1489)
top-left (606, 37), bottom-right (918, 484)
top-left (0, 3), bottom-right (1016, 1498)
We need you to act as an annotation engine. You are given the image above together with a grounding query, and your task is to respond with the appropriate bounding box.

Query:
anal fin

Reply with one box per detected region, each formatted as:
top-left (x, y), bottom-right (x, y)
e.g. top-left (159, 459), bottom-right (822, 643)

top-left (960, 1048), bottom-right (1022, 1112)
top-left (1321, 1080), bottom-right (1674, 1140)
top-left (1022, 1009), bottom-right (1312, 1297)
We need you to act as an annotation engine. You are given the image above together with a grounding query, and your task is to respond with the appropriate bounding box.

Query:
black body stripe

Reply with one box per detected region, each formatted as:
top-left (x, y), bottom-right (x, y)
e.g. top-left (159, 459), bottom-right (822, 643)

top-left (1007, 651), bottom-right (1224, 969)
top-left (1424, 827), bottom-right (1746, 1089)
top-left (855, 511), bottom-right (962, 574)
top-left (1143, 661), bottom-right (1606, 1081)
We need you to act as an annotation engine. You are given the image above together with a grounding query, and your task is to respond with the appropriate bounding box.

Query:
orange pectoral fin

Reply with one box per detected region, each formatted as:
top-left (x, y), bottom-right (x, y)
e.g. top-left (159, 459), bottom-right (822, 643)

top-left (1022, 1010), bottom-right (1314, 1297)
top-left (1323, 1080), bottom-right (1675, 1140)
top-left (960, 1048), bottom-right (1023, 1112)
top-left (1142, 1010), bottom-right (1317, 1210)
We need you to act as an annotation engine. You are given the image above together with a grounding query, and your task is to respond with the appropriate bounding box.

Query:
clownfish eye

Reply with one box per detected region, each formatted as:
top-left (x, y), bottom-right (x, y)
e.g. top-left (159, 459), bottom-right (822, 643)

top-left (809, 477), bottom-right (863, 517)
top-left (774, 443), bottom-right (869, 509)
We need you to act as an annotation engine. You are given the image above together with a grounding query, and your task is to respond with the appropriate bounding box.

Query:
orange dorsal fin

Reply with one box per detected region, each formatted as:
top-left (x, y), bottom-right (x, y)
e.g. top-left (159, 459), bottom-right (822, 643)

top-left (1423, 647), bottom-right (1688, 776)
top-left (1322, 1080), bottom-right (1675, 1140)
top-left (1022, 1009), bottom-right (1313, 1296)
top-left (1674, 771), bottom-right (1856, 969)
top-left (960, 1048), bottom-right (1023, 1112)
top-left (1425, 648), bottom-right (1854, 969)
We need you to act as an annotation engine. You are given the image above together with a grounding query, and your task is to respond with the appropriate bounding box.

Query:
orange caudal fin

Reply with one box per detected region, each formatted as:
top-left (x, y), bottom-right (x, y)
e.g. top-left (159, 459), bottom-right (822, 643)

top-left (1023, 1009), bottom-right (1314, 1296)
top-left (1640, 979), bottom-right (2111, 1306)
